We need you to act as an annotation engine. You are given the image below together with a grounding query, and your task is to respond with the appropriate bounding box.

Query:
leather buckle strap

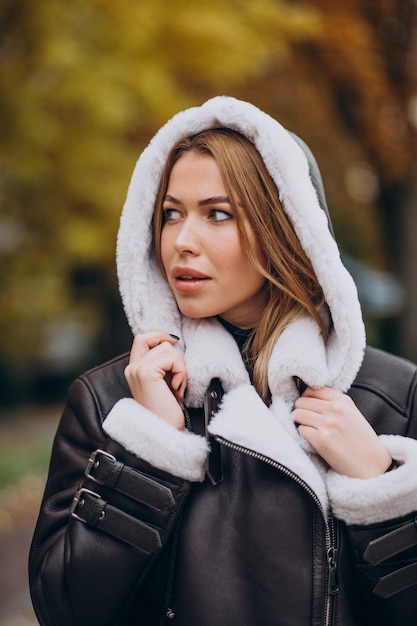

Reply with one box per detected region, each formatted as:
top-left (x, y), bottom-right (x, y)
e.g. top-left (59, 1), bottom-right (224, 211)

top-left (84, 448), bottom-right (175, 511)
top-left (364, 517), bottom-right (417, 565)
top-left (373, 562), bottom-right (417, 599)
top-left (69, 486), bottom-right (162, 553)
top-left (69, 487), bottom-right (102, 522)
top-left (85, 449), bottom-right (116, 485)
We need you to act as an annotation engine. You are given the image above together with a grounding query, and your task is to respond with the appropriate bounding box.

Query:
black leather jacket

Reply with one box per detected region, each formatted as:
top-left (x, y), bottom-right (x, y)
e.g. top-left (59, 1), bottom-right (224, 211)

top-left (29, 345), bottom-right (417, 626)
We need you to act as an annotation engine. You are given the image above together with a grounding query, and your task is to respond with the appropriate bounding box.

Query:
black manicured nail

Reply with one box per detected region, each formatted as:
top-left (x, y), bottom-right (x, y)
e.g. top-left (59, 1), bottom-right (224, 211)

top-left (169, 333), bottom-right (180, 340)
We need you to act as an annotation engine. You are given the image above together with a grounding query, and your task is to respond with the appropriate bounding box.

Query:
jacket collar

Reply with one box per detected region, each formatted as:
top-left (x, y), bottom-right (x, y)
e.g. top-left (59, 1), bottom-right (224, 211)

top-left (182, 315), bottom-right (336, 511)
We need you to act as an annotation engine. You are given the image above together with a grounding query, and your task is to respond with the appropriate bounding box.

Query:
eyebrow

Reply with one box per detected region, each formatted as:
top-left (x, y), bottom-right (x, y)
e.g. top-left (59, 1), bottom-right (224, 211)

top-left (164, 194), bottom-right (231, 207)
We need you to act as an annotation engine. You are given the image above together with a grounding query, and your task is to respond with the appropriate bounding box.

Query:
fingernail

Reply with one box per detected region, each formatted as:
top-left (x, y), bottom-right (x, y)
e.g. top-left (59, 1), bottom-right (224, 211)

top-left (183, 386), bottom-right (188, 399)
top-left (169, 333), bottom-right (180, 340)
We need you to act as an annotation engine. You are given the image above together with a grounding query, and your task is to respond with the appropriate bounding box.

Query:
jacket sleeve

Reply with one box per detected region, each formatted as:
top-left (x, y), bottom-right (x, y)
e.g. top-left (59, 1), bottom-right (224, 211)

top-left (327, 367), bottom-right (417, 626)
top-left (29, 375), bottom-right (206, 626)
top-left (327, 439), bottom-right (417, 624)
top-left (345, 511), bottom-right (417, 625)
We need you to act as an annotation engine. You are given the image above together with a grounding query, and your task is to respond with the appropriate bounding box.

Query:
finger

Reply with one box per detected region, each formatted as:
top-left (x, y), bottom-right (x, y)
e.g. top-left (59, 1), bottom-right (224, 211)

top-left (161, 347), bottom-right (187, 397)
top-left (129, 331), bottom-right (179, 362)
top-left (295, 386), bottom-right (343, 415)
top-left (129, 342), bottom-right (187, 394)
top-left (292, 407), bottom-right (320, 429)
top-left (294, 395), bottom-right (327, 415)
top-left (300, 386), bottom-right (333, 400)
top-left (170, 369), bottom-right (188, 399)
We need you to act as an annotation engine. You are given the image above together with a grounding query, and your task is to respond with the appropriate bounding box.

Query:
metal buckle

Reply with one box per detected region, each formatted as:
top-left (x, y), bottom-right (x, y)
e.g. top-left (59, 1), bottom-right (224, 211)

top-left (69, 487), bottom-right (101, 523)
top-left (84, 448), bottom-right (116, 484)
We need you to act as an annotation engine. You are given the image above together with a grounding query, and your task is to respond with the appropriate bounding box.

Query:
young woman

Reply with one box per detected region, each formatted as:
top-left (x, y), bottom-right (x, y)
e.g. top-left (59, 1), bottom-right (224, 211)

top-left (29, 96), bottom-right (417, 626)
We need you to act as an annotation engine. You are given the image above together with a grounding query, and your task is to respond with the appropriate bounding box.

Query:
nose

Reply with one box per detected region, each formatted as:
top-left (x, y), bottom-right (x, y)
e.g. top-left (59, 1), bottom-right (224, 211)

top-left (173, 216), bottom-right (201, 256)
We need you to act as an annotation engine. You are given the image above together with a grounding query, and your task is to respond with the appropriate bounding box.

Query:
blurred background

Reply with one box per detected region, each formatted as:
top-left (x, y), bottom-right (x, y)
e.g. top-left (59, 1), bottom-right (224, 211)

top-left (1, 0), bottom-right (417, 623)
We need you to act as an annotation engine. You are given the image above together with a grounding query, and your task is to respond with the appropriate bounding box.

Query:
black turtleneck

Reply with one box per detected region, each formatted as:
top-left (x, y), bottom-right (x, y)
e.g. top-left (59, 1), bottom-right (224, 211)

top-left (217, 317), bottom-right (253, 354)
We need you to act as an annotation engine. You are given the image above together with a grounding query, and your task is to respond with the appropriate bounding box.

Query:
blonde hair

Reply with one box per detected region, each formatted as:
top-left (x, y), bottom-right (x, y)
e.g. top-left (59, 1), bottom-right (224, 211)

top-left (153, 128), bottom-right (328, 403)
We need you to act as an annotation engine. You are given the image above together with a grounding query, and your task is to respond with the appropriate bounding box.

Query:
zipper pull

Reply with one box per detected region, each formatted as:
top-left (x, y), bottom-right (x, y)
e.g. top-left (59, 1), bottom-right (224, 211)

top-left (327, 547), bottom-right (340, 595)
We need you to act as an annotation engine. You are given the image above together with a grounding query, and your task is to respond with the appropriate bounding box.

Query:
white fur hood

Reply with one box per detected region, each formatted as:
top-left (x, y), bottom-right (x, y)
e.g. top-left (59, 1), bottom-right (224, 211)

top-left (117, 95), bottom-right (366, 399)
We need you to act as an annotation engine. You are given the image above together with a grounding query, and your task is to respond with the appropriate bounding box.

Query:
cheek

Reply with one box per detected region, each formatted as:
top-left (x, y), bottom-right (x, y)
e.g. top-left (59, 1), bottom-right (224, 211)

top-left (159, 230), bottom-right (171, 270)
top-left (227, 238), bottom-right (257, 272)
top-left (245, 227), bottom-right (266, 265)
top-left (160, 228), bottom-right (172, 260)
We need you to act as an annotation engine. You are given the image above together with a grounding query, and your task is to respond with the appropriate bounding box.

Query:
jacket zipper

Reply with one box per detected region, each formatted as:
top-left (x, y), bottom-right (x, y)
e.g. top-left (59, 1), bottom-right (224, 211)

top-left (214, 435), bottom-right (339, 626)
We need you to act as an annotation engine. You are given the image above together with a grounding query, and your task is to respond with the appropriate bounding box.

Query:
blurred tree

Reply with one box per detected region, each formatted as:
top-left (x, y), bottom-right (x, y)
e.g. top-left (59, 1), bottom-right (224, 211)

top-left (0, 0), bottom-right (319, 404)
top-left (291, 0), bottom-right (417, 358)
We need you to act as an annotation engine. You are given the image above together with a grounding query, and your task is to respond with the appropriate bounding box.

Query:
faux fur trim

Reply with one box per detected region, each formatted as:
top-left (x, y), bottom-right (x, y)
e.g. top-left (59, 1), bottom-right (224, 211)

top-left (116, 95), bottom-right (366, 395)
top-left (268, 316), bottom-right (331, 399)
top-left (208, 384), bottom-right (330, 513)
top-left (182, 314), bottom-right (343, 408)
top-left (326, 435), bottom-right (417, 525)
top-left (103, 398), bottom-right (209, 482)
top-left (182, 316), bottom-right (250, 407)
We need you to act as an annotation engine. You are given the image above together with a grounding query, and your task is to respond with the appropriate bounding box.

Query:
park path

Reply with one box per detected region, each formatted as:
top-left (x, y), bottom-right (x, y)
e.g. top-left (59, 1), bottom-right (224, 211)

top-left (0, 406), bottom-right (60, 626)
top-left (0, 510), bottom-right (40, 625)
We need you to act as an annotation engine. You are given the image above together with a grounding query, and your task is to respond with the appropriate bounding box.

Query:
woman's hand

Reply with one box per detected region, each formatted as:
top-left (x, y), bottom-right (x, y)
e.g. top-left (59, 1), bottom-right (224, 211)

top-left (124, 331), bottom-right (187, 430)
top-left (293, 387), bottom-right (392, 478)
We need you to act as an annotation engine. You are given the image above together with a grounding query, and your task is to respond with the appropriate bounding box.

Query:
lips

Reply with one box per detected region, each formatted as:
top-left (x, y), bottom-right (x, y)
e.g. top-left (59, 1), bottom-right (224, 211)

top-left (172, 267), bottom-right (210, 280)
top-left (171, 267), bottom-right (211, 293)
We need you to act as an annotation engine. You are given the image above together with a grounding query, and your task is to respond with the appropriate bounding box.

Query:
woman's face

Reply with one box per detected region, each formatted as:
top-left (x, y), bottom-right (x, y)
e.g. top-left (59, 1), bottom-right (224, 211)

top-left (160, 151), bottom-right (267, 328)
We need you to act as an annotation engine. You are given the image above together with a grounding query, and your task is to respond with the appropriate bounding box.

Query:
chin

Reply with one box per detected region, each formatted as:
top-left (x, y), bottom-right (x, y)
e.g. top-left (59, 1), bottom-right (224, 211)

top-left (180, 309), bottom-right (212, 320)
top-left (177, 303), bottom-right (218, 320)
